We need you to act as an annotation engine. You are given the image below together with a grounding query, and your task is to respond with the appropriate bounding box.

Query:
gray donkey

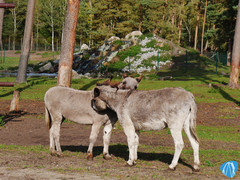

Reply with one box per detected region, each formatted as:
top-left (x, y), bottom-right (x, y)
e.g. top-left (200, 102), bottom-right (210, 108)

top-left (91, 86), bottom-right (200, 171)
top-left (44, 75), bottom-right (142, 160)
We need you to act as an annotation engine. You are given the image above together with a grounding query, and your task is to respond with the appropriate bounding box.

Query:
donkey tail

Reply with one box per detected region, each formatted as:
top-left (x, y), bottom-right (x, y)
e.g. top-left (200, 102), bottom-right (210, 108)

top-left (189, 98), bottom-right (199, 143)
top-left (45, 107), bottom-right (52, 129)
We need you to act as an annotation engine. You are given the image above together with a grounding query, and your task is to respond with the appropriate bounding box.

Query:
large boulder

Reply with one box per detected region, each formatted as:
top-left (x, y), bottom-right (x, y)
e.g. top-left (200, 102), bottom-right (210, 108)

top-left (39, 62), bottom-right (53, 72)
top-left (108, 36), bottom-right (120, 41)
top-left (72, 69), bottom-right (79, 79)
top-left (125, 31), bottom-right (142, 39)
top-left (80, 44), bottom-right (90, 51)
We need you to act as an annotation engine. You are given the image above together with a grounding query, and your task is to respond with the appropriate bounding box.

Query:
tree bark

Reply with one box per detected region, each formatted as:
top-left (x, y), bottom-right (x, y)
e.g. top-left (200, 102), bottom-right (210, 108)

top-left (12, 7), bottom-right (17, 51)
top-left (194, 4), bottom-right (201, 50)
top-left (9, 90), bottom-right (20, 112)
top-left (201, 0), bottom-right (207, 55)
top-left (16, 0), bottom-right (36, 83)
top-left (0, 0), bottom-right (5, 50)
top-left (227, 38), bottom-right (231, 66)
top-left (229, 0), bottom-right (240, 89)
top-left (57, 0), bottom-right (79, 87)
top-left (178, 2), bottom-right (184, 45)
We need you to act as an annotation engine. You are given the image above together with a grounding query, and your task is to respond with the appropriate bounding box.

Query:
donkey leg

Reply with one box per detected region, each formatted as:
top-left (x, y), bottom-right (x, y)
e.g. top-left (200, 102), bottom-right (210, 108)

top-left (121, 118), bottom-right (136, 166)
top-left (184, 123), bottom-right (200, 171)
top-left (133, 131), bottom-right (139, 162)
top-left (169, 129), bottom-right (184, 170)
top-left (50, 114), bottom-right (63, 157)
top-left (54, 120), bottom-right (63, 157)
top-left (103, 121), bottom-right (113, 160)
top-left (87, 122), bottom-right (102, 160)
top-left (49, 126), bottom-right (55, 155)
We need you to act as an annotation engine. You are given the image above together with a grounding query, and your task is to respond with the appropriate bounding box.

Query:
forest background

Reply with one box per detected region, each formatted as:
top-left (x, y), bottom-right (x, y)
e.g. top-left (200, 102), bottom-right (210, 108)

top-left (1, 0), bottom-right (238, 54)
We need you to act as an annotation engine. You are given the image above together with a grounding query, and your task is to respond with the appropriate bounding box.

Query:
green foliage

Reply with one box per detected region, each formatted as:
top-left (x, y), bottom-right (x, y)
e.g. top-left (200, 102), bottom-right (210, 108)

top-left (2, 0), bottom-right (238, 51)
top-left (187, 48), bottom-right (200, 55)
top-left (118, 45), bottom-right (142, 60)
top-left (113, 40), bottom-right (124, 46)
top-left (14, 51), bottom-right (21, 54)
top-left (159, 44), bottom-right (171, 51)
top-left (107, 61), bottom-right (127, 72)
top-left (146, 39), bottom-right (157, 48)
top-left (0, 116), bottom-right (5, 127)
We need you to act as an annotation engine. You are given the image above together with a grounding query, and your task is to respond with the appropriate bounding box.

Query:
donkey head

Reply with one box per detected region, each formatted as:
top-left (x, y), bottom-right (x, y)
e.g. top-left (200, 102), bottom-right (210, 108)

top-left (96, 73), bottom-right (143, 90)
top-left (118, 74), bottom-right (143, 90)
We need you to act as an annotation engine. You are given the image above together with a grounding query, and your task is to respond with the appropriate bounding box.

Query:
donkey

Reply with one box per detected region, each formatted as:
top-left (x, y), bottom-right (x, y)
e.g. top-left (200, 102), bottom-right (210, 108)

top-left (44, 75), bottom-right (143, 160)
top-left (91, 86), bottom-right (200, 171)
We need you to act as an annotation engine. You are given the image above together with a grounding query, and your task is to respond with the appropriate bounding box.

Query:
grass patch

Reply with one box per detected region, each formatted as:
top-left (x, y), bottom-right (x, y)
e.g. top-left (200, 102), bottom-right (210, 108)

top-left (197, 125), bottom-right (240, 143)
top-left (0, 144), bottom-right (49, 153)
top-left (0, 57), bottom-right (42, 71)
top-left (41, 51), bottom-right (60, 58)
top-left (0, 116), bottom-right (5, 126)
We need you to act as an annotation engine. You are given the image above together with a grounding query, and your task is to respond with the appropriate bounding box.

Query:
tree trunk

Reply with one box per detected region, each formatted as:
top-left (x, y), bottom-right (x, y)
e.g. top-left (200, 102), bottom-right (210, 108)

top-left (16, 0), bottom-right (36, 83)
top-left (178, 2), bottom-right (184, 45)
top-left (138, 3), bottom-right (143, 32)
top-left (13, 7), bottom-right (16, 51)
top-left (36, 13), bottom-right (39, 51)
top-left (201, 0), bottom-right (207, 55)
top-left (229, 0), bottom-right (240, 89)
top-left (9, 90), bottom-right (20, 112)
top-left (57, 0), bottom-right (79, 87)
top-left (171, 5), bottom-right (175, 42)
top-left (227, 38), bottom-right (232, 66)
top-left (50, 4), bottom-right (55, 55)
top-left (204, 40), bottom-right (208, 51)
top-left (8, 36), bottom-right (10, 50)
top-left (0, 0), bottom-right (5, 50)
top-left (194, 4), bottom-right (201, 50)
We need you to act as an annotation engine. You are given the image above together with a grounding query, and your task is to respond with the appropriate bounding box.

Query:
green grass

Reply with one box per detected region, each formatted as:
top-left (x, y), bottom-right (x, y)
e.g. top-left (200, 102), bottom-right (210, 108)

top-left (0, 116), bottom-right (5, 126)
top-left (1, 74), bottom-right (240, 104)
top-left (41, 51), bottom-right (60, 58)
top-left (0, 144), bottom-right (48, 153)
top-left (0, 57), bottom-right (42, 71)
top-left (197, 125), bottom-right (240, 143)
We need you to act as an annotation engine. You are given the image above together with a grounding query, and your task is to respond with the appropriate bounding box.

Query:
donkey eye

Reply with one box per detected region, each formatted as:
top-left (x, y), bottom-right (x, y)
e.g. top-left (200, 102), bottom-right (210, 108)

top-left (94, 88), bottom-right (100, 97)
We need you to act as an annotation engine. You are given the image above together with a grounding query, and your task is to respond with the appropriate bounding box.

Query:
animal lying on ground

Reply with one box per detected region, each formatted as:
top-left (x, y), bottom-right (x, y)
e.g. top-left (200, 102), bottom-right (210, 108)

top-left (97, 73), bottom-right (143, 89)
top-left (44, 75), bottom-right (142, 160)
top-left (91, 86), bottom-right (200, 171)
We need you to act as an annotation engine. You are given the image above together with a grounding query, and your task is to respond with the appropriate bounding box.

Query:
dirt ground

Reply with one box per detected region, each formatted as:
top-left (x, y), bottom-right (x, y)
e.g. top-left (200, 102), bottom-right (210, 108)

top-left (0, 100), bottom-right (239, 179)
top-left (5, 50), bottom-right (60, 62)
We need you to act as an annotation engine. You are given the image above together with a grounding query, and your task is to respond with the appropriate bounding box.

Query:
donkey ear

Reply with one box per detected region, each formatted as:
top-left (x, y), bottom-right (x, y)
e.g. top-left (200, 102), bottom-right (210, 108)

top-left (122, 73), bottom-right (128, 79)
top-left (94, 88), bottom-right (100, 97)
top-left (136, 75), bottom-right (143, 83)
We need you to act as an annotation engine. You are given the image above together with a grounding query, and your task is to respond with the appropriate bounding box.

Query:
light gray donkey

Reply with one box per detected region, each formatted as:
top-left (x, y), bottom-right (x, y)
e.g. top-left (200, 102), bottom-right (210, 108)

top-left (91, 86), bottom-right (200, 171)
top-left (44, 75), bottom-right (142, 160)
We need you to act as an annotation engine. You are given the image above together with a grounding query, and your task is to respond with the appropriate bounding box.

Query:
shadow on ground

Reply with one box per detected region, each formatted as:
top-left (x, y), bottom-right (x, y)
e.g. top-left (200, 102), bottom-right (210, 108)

top-left (62, 144), bottom-right (192, 169)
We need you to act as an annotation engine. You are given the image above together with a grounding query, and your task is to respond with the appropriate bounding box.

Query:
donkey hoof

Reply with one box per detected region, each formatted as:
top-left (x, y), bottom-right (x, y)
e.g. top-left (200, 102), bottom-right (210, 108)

top-left (56, 153), bottom-right (64, 158)
top-left (168, 166), bottom-right (176, 171)
top-left (50, 151), bottom-right (57, 157)
top-left (87, 153), bottom-right (93, 160)
top-left (192, 164), bottom-right (200, 172)
top-left (103, 154), bottom-right (112, 160)
top-left (192, 167), bottom-right (200, 172)
top-left (126, 160), bottom-right (135, 166)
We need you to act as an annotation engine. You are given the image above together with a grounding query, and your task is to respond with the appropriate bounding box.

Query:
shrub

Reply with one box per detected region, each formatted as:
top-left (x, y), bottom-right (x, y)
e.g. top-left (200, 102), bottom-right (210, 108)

top-left (118, 45), bottom-right (142, 60)
top-left (14, 51), bottom-right (21, 54)
top-left (108, 61), bottom-right (127, 72)
top-left (159, 44), bottom-right (171, 51)
top-left (146, 40), bottom-right (157, 48)
top-left (113, 40), bottom-right (124, 46)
